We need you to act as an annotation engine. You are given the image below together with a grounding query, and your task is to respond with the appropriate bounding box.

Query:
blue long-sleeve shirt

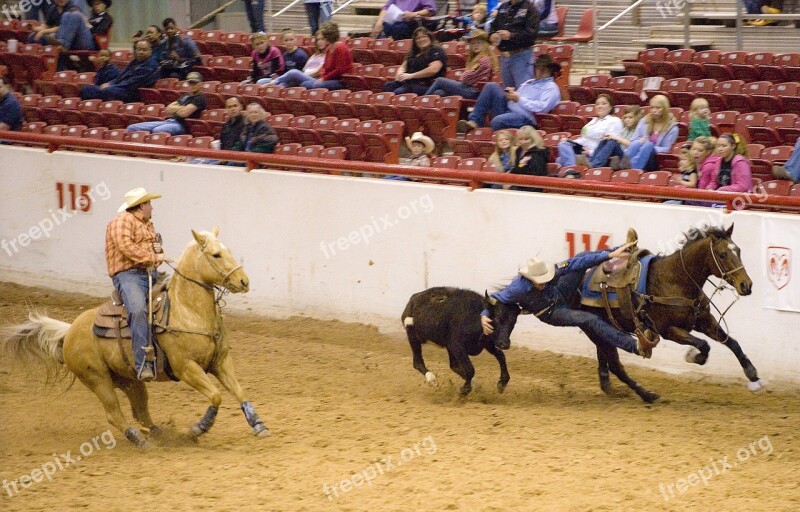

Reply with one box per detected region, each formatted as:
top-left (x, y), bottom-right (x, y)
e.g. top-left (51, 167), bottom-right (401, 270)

top-left (630, 117), bottom-right (679, 154)
top-left (508, 76), bottom-right (561, 124)
top-left (482, 249), bottom-right (612, 317)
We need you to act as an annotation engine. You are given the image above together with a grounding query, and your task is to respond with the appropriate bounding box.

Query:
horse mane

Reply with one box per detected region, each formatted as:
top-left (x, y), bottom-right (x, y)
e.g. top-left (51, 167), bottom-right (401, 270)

top-left (678, 225), bottom-right (729, 250)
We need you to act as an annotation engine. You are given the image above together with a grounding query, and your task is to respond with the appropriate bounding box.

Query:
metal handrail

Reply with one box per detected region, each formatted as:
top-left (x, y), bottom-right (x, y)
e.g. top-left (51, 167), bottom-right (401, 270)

top-left (2, 132), bottom-right (798, 212)
top-left (593, 0), bottom-right (648, 69)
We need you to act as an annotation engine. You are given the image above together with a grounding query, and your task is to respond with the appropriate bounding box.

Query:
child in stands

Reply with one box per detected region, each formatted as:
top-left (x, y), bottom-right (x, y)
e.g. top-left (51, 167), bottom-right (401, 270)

top-left (280, 29), bottom-right (308, 75)
top-left (93, 48), bottom-right (120, 85)
top-left (249, 32), bottom-right (284, 85)
top-left (688, 97), bottom-right (711, 141)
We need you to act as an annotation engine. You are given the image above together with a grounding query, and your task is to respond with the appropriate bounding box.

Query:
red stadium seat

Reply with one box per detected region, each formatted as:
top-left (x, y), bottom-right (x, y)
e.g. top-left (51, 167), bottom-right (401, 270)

top-left (731, 52), bottom-right (773, 83)
top-left (583, 167), bottom-right (613, 182)
top-left (650, 49), bottom-right (695, 79)
top-left (761, 180), bottom-right (792, 196)
top-left (275, 143), bottom-right (301, 156)
top-left (704, 51), bottom-right (747, 82)
top-left (677, 50), bottom-right (721, 82)
top-left (567, 74), bottom-right (609, 104)
top-left (622, 48), bottom-right (669, 78)
top-left (320, 146), bottom-right (347, 160)
top-left (639, 170), bottom-right (672, 186)
top-left (761, 53), bottom-right (800, 83)
top-left (611, 169), bottom-right (644, 184)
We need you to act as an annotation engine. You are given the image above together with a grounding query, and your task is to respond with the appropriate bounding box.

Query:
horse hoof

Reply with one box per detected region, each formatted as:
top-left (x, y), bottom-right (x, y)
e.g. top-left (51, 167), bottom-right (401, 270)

top-left (641, 391), bottom-right (660, 404)
top-left (253, 424), bottom-right (271, 437)
top-left (497, 381), bottom-right (508, 394)
top-left (600, 379), bottom-right (613, 396)
top-left (425, 371), bottom-right (436, 385)
top-left (684, 347), bottom-right (706, 365)
top-left (747, 379), bottom-right (765, 393)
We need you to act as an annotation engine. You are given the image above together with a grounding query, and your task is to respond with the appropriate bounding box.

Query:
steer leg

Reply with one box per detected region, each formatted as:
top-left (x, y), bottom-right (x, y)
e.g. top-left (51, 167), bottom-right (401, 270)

top-left (406, 327), bottom-right (435, 384)
top-left (484, 343), bottom-right (510, 393)
top-left (447, 346), bottom-right (475, 396)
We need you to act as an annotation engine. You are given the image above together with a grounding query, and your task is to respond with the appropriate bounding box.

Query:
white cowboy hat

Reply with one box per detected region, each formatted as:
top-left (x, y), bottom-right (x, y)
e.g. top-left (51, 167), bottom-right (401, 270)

top-left (118, 187), bottom-right (162, 212)
top-left (519, 257), bottom-right (556, 284)
top-left (404, 132), bottom-right (435, 155)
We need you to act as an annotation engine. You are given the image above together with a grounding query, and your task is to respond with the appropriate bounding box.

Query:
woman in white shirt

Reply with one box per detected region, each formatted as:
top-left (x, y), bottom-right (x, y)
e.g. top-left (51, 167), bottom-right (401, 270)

top-left (556, 94), bottom-right (623, 168)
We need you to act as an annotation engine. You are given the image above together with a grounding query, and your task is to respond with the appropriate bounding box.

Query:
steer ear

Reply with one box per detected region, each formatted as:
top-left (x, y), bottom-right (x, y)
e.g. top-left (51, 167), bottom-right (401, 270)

top-left (484, 290), bottom-right (497, 306)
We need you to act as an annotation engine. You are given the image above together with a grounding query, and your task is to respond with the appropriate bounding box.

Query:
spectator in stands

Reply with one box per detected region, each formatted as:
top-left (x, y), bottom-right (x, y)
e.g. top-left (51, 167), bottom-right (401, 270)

top-left (160, 18), bottom-right (201, 80)
top-left (699, 133), bottom-right (753, 193)
top-left (190, 96), bottom-right (247, 165)
top-left (0, 78), bottom-right (23, 132)
top-left (385, 131), bottom-right (435, 180)
top-left (371, 0), bottom-right (437, 40)
top-left (126, 71), bottom-right (207, 136)
top-left (676, 144), bottom-right (698, 188)
top-left (305, 0), bottom-right (333, 37)
top-left (424, 30), bottom-right (496, 98)
top-left (275, 33), bottom-right (326, 86)
top-left (451, 4), bottom-right (489, 31)
top-left (29, 0), bottom-right (95, 51)
top-left (242, 0), bottom-right (265, 33)
top-left (272, 22), bottom-right (352, 90)
top-left (773, 139), bottom-right (800, 183)
top-left (93, 49), bottom-right (120, 85)
top-left (135, 25), bottom-right (168, 63)
top-left (233, 103), bottom-right (279, 155)
top-left (750, 1), bottom-right (783, 26)
top-left (280, 30), bottom-right (309, 75)
top-left (489, 129), bottom-right (517, 173)
top-left (490, 0), bottom-right (539, 88)
top-left (247, 32), bottom-right (284, 85)
top-left (510, 125), bottom-right (549, 191)
top-left (556, 94), bottom-right (622, 168)
top-left (688, 98), bottom-right (711, 141)
top-left (457, 54), bottom-right (561, 132)
top-left (590, 104), bottom-right (642, 168)
top-left (88, 0), bottom-right (113, 39)
top-left (534, 0), bottom-right (558, 36)
top-left (80, 39), bottom-right (159, 102)
top-left (607, 94), bottom-right (679, 171)
top-left (383, 27), bottom-right (447, 95)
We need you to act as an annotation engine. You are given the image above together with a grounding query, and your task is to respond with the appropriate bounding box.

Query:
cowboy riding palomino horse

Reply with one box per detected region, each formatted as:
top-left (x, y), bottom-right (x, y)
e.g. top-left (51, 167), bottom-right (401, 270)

top-left (2, 227), bottom-right (270, 447)
top-left (577, 224), bottom-right (763, 403)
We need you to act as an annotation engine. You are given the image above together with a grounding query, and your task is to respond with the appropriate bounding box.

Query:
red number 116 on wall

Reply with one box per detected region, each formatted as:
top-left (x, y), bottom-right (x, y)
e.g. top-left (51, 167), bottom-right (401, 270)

top-left (565, 231), bottom-right (611, 258)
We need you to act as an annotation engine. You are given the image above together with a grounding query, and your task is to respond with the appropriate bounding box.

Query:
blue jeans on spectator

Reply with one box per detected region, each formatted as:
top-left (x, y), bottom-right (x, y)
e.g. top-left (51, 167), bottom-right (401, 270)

top-left (782, 138), bottom-right (800, 182)
top-left (383, 21), bottom-right (417, 40)
top-left (29, 12), bottom-right (95, 50)
top-left (500, 48), bottom-right (532, 88)
top-left (127, 119), bottom-right (187, 135)
top-left (274, 69), bottom-right (344, 89)
top-left (627, 139), bottom-right (658, 171)
top-left (243, 0), bottom-right (266, 32)
top-left (305, 1), bottom-right (332, 36)
top-left (425, 77), bottom-right (480, 98)
top-left (543, 269), bottom-right (638, 354)
top-left (383, 80), bottom-right (430, 95)
top-left (742, 0), bottom-right (761, 13)
top-left (556, 140), bottom-right (609, 168)
top-left (112, 268), bottom-right (156, 374)
top-left (468, 82), bottom-right (535, 130)
top-left (589, 138), bottom-right (623, 168)
top-left (539, 21), bottom-right (559, 36)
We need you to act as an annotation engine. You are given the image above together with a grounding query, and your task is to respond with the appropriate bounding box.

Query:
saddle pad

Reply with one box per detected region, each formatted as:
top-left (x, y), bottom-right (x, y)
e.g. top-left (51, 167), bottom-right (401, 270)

top-left (580, 255), bottom-right (655, 308)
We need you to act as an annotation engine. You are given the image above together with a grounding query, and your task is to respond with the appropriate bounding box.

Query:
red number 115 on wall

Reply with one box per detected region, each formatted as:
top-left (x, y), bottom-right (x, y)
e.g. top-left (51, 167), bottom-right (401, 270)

top-left (55, 182), bottom-right (92, 213)
top-left (565, 230), bottom-right (611, 258)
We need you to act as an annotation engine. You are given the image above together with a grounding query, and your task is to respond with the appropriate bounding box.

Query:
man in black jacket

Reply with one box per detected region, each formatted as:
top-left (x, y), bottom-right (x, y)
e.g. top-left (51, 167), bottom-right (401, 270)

top-left (490, 0), bottom-right (540, 88)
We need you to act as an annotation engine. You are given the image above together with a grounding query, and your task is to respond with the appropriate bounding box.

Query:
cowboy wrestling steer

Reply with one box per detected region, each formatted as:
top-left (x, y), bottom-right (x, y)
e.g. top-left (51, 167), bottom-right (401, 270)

top-left (401, 287), bottom-right (520, 396)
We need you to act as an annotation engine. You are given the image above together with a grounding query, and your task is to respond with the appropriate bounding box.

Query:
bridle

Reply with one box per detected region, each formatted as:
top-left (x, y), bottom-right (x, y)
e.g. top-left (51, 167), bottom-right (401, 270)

top-left (679, 237), bottom-right (746, 343)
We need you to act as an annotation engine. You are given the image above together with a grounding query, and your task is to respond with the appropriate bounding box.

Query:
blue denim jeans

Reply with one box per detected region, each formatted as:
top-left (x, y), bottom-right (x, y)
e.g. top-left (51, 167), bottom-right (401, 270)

top-left (783, 138), bottom-right (800, 182)
top-left (127, 119), bottom-right (187, 135)
top-left (500, 48), bottom-right (533, 88)
top-left (557, 140), bottom-right (611, 168)
top-left (243, 0), bottom-right (266, 32)
top-left (273, 69), bottom-right (343, 90)
top-left (112, 269), bottom-right (156, 372)
top-left (626, 139), bottom-right (658, 171)
top-left (305, 1), bottom-right (332, 36)
top-left (539, 21), bottom-right (559, 35)
top-left (590, 138), bottom-right (624, 168)
top-left (742, 0), bottom-right (761, 13)
top-left (383, 80), bottom-right (430, 95)
top-left (544, 270), bottom-right (638, 354)
top-left (382, 21), bottom-right (416, 40)
top-left (425, 77), bottom-right (480, 98)
top-left (468, 82), bottom-right (534, 130)
top-left (29, 11), bottom-right (95, 50)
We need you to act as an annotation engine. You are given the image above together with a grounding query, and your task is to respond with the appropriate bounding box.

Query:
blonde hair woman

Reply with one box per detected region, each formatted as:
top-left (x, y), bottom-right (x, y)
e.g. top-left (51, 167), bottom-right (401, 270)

top-left (613, 94), bottom-right (679, 171)
top-left (425, 30), bottom-right (497, 99)
top-left (511, 126), bottom-right (550, 192)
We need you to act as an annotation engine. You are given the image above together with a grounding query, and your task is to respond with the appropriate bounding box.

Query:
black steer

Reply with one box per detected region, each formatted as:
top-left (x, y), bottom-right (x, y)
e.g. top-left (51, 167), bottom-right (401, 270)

top-left (401, 287), bottom-right (521, 396)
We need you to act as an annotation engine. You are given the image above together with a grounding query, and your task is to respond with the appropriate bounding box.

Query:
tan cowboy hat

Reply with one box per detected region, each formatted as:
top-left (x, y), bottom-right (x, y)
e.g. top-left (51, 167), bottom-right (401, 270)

top-left (463, 29), bottom-right (490, 43)
top-left (118, 187), bottom-right (161, 212)
top-left (519, 257), bottom-right (556, 284)
top-left (405, 132), bottom-right (435, 154)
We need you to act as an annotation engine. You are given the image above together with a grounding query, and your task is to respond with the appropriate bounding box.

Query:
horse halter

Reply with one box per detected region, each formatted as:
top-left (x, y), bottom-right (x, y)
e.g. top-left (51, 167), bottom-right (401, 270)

top-left (168, 239), bottom-right (243, 304)
top-left (708, 238), bottom-right (745, 282)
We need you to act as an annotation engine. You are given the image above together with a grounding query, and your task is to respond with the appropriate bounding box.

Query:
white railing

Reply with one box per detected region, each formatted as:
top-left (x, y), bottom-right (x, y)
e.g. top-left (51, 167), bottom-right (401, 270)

top-left (593, 0), bottom-right (648, 69)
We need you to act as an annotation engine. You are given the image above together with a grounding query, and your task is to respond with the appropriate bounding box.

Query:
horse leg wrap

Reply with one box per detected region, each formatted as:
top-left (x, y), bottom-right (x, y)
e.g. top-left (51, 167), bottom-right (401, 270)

top-left (125, 427), bottom-right (148, 447)
top-left (241, 401), bottom-right (268, 435)
top-left (190, 405), bottom-right (219, 437)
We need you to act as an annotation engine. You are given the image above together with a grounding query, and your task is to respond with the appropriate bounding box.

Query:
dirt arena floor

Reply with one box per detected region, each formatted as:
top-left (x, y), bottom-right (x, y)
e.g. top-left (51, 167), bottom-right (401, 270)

top-left (0, 282), bottom-right (798, 512)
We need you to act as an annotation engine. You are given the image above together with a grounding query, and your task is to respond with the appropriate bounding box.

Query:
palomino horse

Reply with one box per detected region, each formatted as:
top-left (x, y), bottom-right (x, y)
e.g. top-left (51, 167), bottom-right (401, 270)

top-left (2, 227), bottom-right (269, 446)
top-left (577, 224), bottom-right (761, 403)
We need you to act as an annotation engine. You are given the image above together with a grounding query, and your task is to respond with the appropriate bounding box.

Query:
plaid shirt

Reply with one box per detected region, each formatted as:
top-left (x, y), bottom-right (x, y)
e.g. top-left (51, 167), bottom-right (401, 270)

top-left (105, 212), bottom-right (158, 277)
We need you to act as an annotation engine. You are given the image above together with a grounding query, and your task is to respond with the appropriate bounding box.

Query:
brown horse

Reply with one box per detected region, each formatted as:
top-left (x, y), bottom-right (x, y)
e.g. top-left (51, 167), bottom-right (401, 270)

top-left (2, 227), bottom-right (270, 447)
top-left (578, 224), bottom-right (760, 403)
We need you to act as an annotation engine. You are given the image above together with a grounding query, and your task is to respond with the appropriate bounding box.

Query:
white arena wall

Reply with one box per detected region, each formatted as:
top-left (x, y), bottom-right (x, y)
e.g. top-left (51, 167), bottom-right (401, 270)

top-left (1, 146), bottom-right (798, 385)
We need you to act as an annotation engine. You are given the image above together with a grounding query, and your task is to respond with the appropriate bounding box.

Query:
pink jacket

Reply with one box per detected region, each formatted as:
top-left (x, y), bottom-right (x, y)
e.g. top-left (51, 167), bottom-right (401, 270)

top-left (699, 155), bottom-right (752, 193)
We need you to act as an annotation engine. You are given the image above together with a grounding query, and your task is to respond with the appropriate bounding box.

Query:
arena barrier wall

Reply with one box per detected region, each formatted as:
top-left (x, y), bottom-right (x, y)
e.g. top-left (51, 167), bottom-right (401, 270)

top-left (1, 146), bottom-right (799, 384)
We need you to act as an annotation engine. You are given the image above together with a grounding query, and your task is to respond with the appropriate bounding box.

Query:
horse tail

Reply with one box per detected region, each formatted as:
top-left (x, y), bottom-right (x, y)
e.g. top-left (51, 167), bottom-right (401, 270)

top-left (1, 311), bottom-right (72, 384)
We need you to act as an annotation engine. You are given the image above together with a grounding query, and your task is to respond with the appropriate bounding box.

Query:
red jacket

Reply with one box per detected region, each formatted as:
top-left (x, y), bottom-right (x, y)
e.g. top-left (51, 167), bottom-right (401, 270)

top-left (699, 154), bottom-right (753, 193)
top-left (320, 42), bottom-right (353, 81)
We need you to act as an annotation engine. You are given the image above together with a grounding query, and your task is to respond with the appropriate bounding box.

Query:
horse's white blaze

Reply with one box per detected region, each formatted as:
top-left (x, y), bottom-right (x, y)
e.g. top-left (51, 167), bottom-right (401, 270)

top-left (728, 243), bottom-right (737, 252)
top-left (425, 371), bottom-right (436, 384)
top-left (748, 379), bottom-right (765, 392)
top-left (403, 317), bottom-right (414, 327)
